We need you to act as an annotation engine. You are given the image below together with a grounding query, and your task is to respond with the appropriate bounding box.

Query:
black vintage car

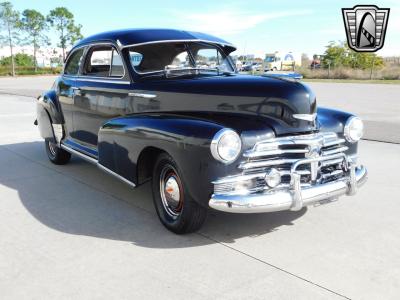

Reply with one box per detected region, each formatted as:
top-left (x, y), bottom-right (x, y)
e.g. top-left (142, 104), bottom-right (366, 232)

top-left (36, 29), bottom-right (367, 234)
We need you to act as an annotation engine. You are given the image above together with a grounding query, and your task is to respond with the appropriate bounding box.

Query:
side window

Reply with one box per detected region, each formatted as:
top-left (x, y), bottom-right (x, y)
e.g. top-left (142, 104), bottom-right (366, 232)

top-left (167, 51), bottom-right (191, 69)
top-left (84, 45), bottom-right (124, 78)
top-left (64, 48), bottom-right (84, 75)
top-left (195, 48), bottom-right (230, 72)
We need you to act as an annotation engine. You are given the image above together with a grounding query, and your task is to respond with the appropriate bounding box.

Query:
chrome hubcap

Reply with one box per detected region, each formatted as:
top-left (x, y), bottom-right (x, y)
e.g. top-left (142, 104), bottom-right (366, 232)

top-left (160, 165), bottom-right (183, 218)
top-left (48, 142), bottom-right (57, 156)
top-left (165, 176), bottom-right (181, 203)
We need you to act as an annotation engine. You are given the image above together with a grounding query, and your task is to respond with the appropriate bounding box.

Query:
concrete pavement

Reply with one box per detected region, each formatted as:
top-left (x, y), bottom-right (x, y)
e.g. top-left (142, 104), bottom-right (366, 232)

top-left (0, 77), bottom-right (399, 299)
top-left (308, 82), bottom-right (400, 143)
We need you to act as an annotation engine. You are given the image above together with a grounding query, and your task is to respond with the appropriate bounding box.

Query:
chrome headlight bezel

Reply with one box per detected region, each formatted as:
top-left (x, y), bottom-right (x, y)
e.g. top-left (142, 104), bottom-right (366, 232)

top-left (210, 128), bottom-right (242, 164)
top-left (344, 116), bottom-right (364, 143)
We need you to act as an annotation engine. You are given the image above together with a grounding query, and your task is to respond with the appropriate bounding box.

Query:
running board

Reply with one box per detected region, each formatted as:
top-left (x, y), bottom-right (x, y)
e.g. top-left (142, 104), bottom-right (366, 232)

top-left (60, 144), bottom-right (136, 188)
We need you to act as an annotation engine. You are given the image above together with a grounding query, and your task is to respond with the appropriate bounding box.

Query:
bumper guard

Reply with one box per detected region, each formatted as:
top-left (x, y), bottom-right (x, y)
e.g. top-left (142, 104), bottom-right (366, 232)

top-left (209, 153), bottom-right (367, 213)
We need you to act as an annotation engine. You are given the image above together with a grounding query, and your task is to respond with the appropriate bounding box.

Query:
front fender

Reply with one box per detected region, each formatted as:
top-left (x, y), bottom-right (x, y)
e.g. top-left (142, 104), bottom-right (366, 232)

top-left (317, 106), bottom-right (358, 156)
top-left (98, 114), bottom-right (240, 205)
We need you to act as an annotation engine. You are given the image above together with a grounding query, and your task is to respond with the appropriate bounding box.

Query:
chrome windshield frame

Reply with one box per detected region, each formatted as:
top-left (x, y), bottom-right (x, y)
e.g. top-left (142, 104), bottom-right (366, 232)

top-left (127, 41), bottom-right (236, 76)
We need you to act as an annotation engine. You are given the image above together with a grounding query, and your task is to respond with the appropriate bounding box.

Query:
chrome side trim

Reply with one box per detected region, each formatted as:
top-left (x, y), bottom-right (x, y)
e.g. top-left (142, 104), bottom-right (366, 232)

top-left (75, 77), bottom-right (131, 85)
top-left (61, 144), bottom-right (98, 164)
top-left (128, 92), bottom-right (157, 98)
top-left (60, 144), bottom-right (136, 188)
top-left (97, 163), bottom-right (136, 188)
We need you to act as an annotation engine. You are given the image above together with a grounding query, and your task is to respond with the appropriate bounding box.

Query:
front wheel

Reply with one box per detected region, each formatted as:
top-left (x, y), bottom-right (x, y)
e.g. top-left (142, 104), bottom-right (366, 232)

top-left (152, 153), bottom-right (207, 234)
top-left (45, 140), bottom-right (71, 165)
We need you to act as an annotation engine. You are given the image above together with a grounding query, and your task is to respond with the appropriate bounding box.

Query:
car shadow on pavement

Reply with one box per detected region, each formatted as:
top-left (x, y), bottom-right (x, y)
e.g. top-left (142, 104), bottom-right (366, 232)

top-left (1, 141), bottom-right (307, 248)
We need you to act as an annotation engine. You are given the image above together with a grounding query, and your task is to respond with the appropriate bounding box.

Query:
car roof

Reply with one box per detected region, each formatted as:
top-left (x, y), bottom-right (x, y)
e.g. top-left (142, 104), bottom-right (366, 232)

top-left (73, 28), bottom-right (236, 51)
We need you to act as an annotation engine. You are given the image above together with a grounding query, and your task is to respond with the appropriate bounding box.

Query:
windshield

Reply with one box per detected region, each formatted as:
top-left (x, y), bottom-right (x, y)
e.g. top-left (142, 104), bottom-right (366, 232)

top-left (128, 42), bottom-right (235, 76)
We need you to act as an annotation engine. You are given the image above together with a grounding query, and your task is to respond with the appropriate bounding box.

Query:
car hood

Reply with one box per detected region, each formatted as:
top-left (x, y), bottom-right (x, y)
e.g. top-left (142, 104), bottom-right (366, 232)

top-left (132, 74), bottom-right (318, 136)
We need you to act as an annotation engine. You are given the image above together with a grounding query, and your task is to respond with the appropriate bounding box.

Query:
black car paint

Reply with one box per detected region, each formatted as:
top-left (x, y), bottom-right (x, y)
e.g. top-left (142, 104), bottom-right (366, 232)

top-left (37, 30), bottom-right (357, 207)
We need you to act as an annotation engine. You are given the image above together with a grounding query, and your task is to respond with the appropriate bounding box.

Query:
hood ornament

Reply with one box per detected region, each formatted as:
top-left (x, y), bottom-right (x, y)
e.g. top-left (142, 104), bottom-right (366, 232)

top-left (293, 113), bottom-right (317, 122)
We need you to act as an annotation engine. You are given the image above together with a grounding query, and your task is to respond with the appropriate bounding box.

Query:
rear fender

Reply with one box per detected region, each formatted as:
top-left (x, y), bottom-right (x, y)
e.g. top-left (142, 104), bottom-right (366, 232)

top-left (36, 89), bottom-right (64, 145)
top-left (37, 89), bottom-right (64, 124)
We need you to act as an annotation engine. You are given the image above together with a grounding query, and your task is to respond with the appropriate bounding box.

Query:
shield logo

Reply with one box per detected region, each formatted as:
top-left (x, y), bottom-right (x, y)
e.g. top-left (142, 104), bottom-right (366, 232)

top-left (342, 5), bottom-right (390, 52)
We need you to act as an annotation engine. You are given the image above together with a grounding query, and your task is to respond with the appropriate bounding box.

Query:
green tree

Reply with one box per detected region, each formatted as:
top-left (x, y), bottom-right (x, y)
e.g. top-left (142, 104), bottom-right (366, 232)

top-left (322, 40), bottom-right (384, 69)
top-left (20, 9), bottom-right (49, 71)
top-left (351, 51), bottom-right (384, 69)
top-left (47, 7), bottom-right (82, 61)
top-left (0, 2), bottom-right (20, 76)
top-left (321, 41), bottom-right (350, 68)
top-left (0, 53), bottom-right (34, 67)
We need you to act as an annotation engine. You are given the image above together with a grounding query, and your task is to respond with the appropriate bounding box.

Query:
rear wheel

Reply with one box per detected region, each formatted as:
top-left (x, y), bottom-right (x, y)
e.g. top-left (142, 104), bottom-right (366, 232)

top-left (45, 140), bottom-right (71, 165)
top-left (152, 153), bottom-right (207, 234)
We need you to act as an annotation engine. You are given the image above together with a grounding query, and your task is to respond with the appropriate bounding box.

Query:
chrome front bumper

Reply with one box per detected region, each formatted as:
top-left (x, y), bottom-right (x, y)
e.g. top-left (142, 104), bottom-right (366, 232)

top-left (209, 161), bottom-right (367, 214)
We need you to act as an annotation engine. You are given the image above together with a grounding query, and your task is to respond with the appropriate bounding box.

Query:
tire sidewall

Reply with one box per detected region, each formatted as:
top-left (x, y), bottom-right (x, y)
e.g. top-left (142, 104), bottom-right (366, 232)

top-left (152, 154), bottom-right (192, 231)
top-left (45, 140), bottom-right (58, 162)
top-left (45, 139), bottom-right (71, 165)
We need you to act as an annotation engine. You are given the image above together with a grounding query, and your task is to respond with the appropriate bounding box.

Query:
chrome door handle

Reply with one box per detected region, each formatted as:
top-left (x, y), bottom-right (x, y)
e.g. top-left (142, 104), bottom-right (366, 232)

top-left (128, 92), bottom-right (157, 99)
top-left (72, 87), bottom-right (82, 96)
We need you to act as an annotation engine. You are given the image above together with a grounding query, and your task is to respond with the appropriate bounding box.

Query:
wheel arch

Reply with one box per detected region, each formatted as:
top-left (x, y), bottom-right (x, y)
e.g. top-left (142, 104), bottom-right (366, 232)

top-left (136, 146), bottom-right (168, 185)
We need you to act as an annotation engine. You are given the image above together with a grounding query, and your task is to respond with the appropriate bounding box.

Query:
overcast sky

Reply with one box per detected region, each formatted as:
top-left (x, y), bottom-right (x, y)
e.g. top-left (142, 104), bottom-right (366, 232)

top-left (9, 0), bottom-right (400, 58)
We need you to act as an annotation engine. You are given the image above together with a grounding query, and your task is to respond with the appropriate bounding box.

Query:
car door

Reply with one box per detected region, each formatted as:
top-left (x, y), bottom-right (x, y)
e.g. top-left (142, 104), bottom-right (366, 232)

top-left (58, 47), bottom-right (86, 138)
top-left (71, 44), bottom-right (131, 155)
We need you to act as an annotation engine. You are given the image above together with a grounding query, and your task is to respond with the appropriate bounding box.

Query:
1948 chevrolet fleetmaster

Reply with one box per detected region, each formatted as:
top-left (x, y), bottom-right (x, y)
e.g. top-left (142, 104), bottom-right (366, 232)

top-left (36, 29), bottom-right (367, 234)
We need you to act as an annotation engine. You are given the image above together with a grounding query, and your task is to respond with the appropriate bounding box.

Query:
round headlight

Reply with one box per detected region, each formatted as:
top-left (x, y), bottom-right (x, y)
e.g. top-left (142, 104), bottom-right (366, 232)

top-left (344, 116), bottom-right (364, 143)
top-left (211, 128), bottom-right (241, 164)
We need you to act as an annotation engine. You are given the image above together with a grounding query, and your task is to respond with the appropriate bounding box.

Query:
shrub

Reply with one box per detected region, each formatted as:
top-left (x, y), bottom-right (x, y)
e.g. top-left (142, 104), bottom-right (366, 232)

top-left (296, 65), bottom-right (399, 80)
top-left (0, 66), bottom-right (62, 76)
top-left (0, 53), bottom-right (35, 66)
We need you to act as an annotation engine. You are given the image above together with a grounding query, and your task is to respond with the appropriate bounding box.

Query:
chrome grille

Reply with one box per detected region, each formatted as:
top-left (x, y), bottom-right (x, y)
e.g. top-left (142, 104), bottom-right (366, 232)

top-left (213, 132), bottom-right (349, 195)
